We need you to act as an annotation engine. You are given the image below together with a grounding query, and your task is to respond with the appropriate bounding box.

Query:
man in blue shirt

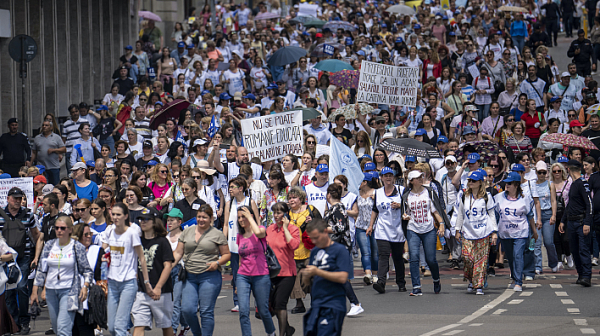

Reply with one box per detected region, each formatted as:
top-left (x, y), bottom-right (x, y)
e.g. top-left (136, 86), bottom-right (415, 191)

top-left (302, 219), bottom-right (351, 336)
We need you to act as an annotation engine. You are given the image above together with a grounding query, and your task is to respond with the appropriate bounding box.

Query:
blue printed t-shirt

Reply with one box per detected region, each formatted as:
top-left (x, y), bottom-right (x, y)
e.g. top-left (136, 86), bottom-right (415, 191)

top-left (308, 242), bottom-right (352, 311)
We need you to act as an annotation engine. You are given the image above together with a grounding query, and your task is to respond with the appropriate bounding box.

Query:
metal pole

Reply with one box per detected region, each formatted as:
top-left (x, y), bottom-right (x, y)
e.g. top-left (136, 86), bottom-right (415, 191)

top-left (210, 0), bottom-right (216, 33)
top-left (19, 35), bottom-right (27, 135)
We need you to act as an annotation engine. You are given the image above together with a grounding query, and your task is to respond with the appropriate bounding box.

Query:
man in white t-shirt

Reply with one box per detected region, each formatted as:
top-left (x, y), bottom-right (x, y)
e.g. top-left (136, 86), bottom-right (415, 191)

top-left (305, 164), bottom-right (330, 216)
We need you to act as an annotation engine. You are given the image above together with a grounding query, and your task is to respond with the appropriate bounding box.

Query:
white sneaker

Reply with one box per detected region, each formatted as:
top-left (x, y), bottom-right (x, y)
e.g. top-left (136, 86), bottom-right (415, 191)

top-left (593, 71), bottom-right (598, 75)
top-left (403, 252), bottom-right (409, 261)
top-left (508, 281), bottom-right (516, 289)
top-left (514, 285), bottom-right (523, 292)
top-left (592, 257), bottom-right (599, 266)
top-left (467, 283), bottom-right (474, 293)
top-left (230, 305), bottom-right (239, 312)
top-left (566, 255), bottom-right (575, 268)
top-left (363, 274), bottom-right (373, 285)
top-left (535, 270), bottom-right (541, 275)
top-left (347, 303), bottom-right (364, 316)
top-left (476, 289), bottom-right (484, 295)
top-left (525, 276), bottom-right (534, 281)
top-left (94, 330), bottom-right (103, 336)
top-left (373, 276), bottom-right (379, 283)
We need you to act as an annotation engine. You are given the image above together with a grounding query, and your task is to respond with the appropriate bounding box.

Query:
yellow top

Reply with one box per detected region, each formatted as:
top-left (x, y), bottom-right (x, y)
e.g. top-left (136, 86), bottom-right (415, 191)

top-left (289, 206), bottom-right (312, 260)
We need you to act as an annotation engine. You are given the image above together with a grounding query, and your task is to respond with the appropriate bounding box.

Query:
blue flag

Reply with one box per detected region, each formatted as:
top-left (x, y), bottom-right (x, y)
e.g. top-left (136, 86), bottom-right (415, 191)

top-left (208, 115), bottom-right (220, 138)
top-left (175, 130), bottom-right (187, 150)
top-left (329, 136), bottom-right (362, 196)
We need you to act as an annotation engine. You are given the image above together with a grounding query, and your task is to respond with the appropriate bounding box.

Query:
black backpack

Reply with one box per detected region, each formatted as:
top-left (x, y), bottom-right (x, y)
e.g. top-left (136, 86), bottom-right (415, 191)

top-left (0, 207), bottom-right (29, 259)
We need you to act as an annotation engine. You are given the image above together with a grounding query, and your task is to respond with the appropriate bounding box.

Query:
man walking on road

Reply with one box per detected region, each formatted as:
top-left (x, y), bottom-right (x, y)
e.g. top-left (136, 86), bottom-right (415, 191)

top-left (568, 29), bottom-right (593, 77)
top-left (32, 121), bottom-right (66, 185)
top-left (0, 118), bottom-right (31, 177)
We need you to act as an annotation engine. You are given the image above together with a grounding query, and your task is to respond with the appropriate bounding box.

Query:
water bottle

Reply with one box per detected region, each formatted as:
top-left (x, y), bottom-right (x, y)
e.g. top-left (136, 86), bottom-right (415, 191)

top-left (168, 202), bottom-right (174, 211)
top-left (101, 261), bottom-right (108, 280)
top-left (528, 238), bottom-right (535, 251)
top-left (440, 236), bottom-right (446, 246)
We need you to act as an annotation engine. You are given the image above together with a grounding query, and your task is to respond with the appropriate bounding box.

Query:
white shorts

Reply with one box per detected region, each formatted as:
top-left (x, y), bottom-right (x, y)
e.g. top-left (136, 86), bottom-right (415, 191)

top-left (131, 292), bottom-right (174, 329)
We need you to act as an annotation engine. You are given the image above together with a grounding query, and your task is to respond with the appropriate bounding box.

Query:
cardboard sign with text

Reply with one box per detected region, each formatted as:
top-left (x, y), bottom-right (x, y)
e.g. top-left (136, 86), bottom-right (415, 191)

top-left (356, 60), bottom-right (419, 107)
top-left (0, 177), bottom-right (34, 209)
top-left (241, 111), bottom-right (304, 162)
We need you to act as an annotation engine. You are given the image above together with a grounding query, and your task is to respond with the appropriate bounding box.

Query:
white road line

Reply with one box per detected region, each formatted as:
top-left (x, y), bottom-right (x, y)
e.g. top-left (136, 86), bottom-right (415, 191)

top-left (520, 291), bottom-right (533, 296)
top-left (523, 284), bottom-right (541, 288)
top-left (458, 289), bottom-right (514, 324)
top-left (451, 284), bottom-right (468, 287)
top-left (550, 284), bottom-right (563, 288)
top-left (442, 330), bottom-right (464, 335)
top-left (580, 328), bottom-right (596, 334)
top-left (574, 319), bottom-right (589, 326)
top-left (469, 323), bottom-right (483, 327)
top-left (492, 309), bottom-right (507, 315)
top-left (420, 324), bottom-right (463, 336)
top-left (569, 308), bottom-right (581, 313)
top-left (555, 291), bottom-right (569, 297)
top-left (507, 299), bottom-right (523, 305)
top-left (217, 296), bottom-right (227, 299)
top-left (562, 299), bottom-right (575, 304)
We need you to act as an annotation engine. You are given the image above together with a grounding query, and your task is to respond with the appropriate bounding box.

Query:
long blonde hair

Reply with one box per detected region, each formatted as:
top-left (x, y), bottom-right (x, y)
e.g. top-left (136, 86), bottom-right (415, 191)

top-left (465, 178), bottom-right (487, 201)
top-left (354, 131), bottom-right (372, 156)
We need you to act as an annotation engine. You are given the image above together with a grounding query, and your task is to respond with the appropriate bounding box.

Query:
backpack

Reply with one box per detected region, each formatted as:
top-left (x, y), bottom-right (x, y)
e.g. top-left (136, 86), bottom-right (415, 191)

top-left (0, 207), bottom-right (29, 259)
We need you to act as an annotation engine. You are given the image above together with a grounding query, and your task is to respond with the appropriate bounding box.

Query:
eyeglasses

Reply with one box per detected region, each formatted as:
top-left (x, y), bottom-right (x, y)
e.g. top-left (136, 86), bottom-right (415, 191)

top-left (490, 164), bottom-right (499, 168)
top-left (173, 174), bottom-right (180, 178)
top-left (184, 126), bottom-right (190, 129)
top-left (84, 233), bottom-right (92, 237)
top-left (499, 156), bottom-right (507, 160)
top-left (506, 118), bottom-right (515, 122)
top-left (537, 171), bottom-right (547, 175)
top-left (159, 170), bottom-right (168, 173)
top-left (552, 170), bottom-right (562, 173)
top-left (307, 141), bottom-right (315, 144)
top-left (445, 161), bottom-right (455, 165)
top-left (193, 176), bottom-right (201, 179)
top-left (55, 226), bottom-right (68, 231)
top-left (376, 121), bottom-right (385, 124)
top-left (74, 208), bottom-right (86, 212)
top-left (568, 114), bottom-right (577, 117)
top-left (139, 98), bottom-right (147, 101)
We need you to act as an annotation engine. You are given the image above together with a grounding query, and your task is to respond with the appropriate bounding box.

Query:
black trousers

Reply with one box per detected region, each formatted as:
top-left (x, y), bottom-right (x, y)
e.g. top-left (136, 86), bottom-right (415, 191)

top-left (376, 240), bottom-right (406, 287)
top-left (568, 223), bottom-right (593, 278)
top-left (546, 18), bottom-right (559, 44)
top-left (576, 62), bottom-right (592, 77)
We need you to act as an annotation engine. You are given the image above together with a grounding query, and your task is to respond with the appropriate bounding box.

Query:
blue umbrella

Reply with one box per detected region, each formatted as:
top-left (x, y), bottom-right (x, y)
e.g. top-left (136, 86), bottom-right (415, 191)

top-left (267, 46), bottom-right (307, 67)
top-left (313, 59), bottom-right (354, 72)
top-left (323, 21), bottom-right (357, 31)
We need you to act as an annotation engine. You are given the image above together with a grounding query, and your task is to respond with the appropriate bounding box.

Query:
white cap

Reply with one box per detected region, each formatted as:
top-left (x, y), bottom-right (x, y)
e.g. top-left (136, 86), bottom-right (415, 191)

top-left (535, 161), bottom-right (548, 171)
top-left (408, 170), bottom-right (423, 181)
top-left (445, 155), bottom-right (457, 163)
top-left (561, 71), bottom-right (570, 78)
top-left (381, 132), bottom-right (394, 141)
top-left (193, 138), bottom-right (208, 147)
top-left (42, 184), bottom-right (54, 196)
top-left (71, 162), bottom-right (87, 171)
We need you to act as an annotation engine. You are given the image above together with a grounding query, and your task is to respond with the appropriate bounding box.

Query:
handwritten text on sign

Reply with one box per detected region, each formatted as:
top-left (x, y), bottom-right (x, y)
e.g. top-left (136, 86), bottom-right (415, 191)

top-left (241, 111), bottom-right (304, 161)
top-left (356, 61), bottom-right (419, 107)
top-left (0, 177), bottom-right (35, 209)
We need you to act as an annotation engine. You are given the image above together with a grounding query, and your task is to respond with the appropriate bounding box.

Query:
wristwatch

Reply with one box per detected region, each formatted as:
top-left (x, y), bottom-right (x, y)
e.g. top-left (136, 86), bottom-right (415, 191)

top-left (144, 280), bottom-right (150, 284)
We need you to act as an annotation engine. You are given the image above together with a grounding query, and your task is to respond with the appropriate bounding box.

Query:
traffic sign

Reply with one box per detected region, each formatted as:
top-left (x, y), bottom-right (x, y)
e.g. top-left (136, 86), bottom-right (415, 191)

top-left (8, 34), bottom-right (37, 63)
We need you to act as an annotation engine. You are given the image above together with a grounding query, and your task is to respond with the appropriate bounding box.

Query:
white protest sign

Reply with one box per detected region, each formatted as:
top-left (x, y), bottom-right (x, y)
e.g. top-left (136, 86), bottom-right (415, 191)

top-left (468, 64), bottom-right (480, 79)
top-left (0, 177), bottom-right (35, 209)
top-left (315, 144), bottom-right (330, 158)
top-left (298, 4), bottom-right (319, 17)
top-left (241, 111), bottom-right (304, 162)
top-left (356, 60), bottom-right (419, 107)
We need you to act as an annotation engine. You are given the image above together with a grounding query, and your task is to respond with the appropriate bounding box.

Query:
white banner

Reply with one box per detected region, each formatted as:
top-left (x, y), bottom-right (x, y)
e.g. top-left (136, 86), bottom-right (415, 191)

top-left (0, 177), bottom-right (35, 209)
top-left (241, 111), bottom-right (304, 162)
top-left (298, 4), bottom-right (319, 17)
top-left (356, 60), bottom-right (419, 107)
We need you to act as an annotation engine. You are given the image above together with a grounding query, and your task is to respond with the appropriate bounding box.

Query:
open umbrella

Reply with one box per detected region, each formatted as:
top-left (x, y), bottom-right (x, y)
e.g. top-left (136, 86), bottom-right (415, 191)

top-left (539, 133), bottom-right (598, 151)
top-left (138, 11), bottom-right (162, 22)
top-left (323, 21), bottom-right (357, 31)
top-left (283, 108), bottom-right (321, 121)
top-left (327, 103), bottom-right (374, 122)
top-left (498, 5), bottom-right (528, 12)
top-left (304, 19), bottom-right (327, 29)
top-left (149, 99), bottom-right (191, 130)
top-left (289, 15), bottom-right (317, 25)
top-left (380, 138), bottom-right (441, 159)
top-left (329, 69), bottom-right (359, 88)
top-left (255, 12), bottom-right (280, 20)
top-left (386, 4), bottom-right (416, 15)
top-left (314, 59), bottom-right (354, 72)
top-left (455, 140), bottom-right (502, 162)
top-left (267, 46), bottom-right (307, 67)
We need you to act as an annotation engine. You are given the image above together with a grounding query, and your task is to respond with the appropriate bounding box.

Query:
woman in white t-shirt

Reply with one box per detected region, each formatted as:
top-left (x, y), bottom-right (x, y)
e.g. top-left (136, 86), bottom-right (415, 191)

top-left (101, 203), bottom-right (151, 336)
top-left (223, 59), bottom-right (246, 96)
top-left (102, 84), bottom-right (125, 109)
top-left (403, 170), bottom-right (445, 296)
top-left (31, 216), bottom-right (94, 336)
top-left (282, 154), bottom-right (300, 186)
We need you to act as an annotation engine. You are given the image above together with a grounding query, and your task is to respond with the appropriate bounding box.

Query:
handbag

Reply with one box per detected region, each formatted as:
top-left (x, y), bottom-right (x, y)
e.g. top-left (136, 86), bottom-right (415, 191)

top-left (6, 263), bottom-right (19, 284)
top-left (179, 227), bottom-right (211, 282)
top-left (259, 238), bottom-right (281, 278)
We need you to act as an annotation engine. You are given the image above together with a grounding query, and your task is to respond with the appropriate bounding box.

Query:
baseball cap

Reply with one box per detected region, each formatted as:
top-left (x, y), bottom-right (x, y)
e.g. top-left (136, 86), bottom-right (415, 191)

top-left (503, 171), bottom-right (522, 183)
top-left (468, 170), bottom-right (484, 181)
top-left (363, 171), bottom-right (376, 181)
top-left (71, 162), bottom-right (87, 171)
top-left (415, 128), bottom-right (427, 136)
top-left (511, 163), bottom-right (525, 172)
top-left (567, 159), bottom-right (583, 168)
top-left (414, 24), bottom-right (421, 29)
top-left (125, 45), bottom-right (133, 50)
top-left (407, 170), bottom-right (423, 180)
top-left (187, 43), bottom-right (195, 49)
top-left (96, 105), bottom-right (109, 111)
top-left (477, 168), bottom-right (488, 177)
top-left (381, 23), bottom-right (387, 28)
top-left (496, 30), bottom-right (502, 35)
top-left (561, 71), bottom-right (570, 78)
top-left (0, 173), bottom-right (11, 180)
top-left (177, 42), bottom-right (186, 48)
top-left (445, 155), bottom-right (457, 163)
top-left (535, 161), bottom-right (548, 171)
top-left (220, 92), bottom-right (232, 100)
top-left (33, 175), bottom-right (47, 184)
top-left (86, 161), bottom-right (95, 168)
top-left (375, 40), bottom-right (383, 45)
top-left (463, 125), bottom-right (476, 135)
top-left (316, 33), bottom-right (323, 38)
top-left (42, 184), bottom-right (54, 196)
top-left (233, 92), bottom-right (243, 101)
top-left (267, 84), bottom-right (279, 90)
top-left (437, 135), bottom-right (449, 143)
top-left (164, 208), bottom-right (184, 220)
top-left (557, 156), bottom-right (568, 163)
top-left (443, 15), bottom-right (448, 20)
top-left (146, 160), bottom-right (158, 166)
top-left (364, 162), bottom-right (376, 171)
top-left (155, 101), bottom-right (164, 107)
top-left (395, 37), bottom-right (404, 43)
top-left (467, 153), bottom-right (480, 163)
top-left (550, 96), bottom-right (562, 103)
top-left (360, 154), bottom-right (372, 161)
top-left (449, 31), bottom-right (456, 36)
top-left (316, 164), bottom-right (329, 173)
top-left (357, 50), bottom-right (366, 56)
top-left (381, 167), bottom-right (395, 175)
top-left (570, 120), bottom-right (584, 128)
top-left (405, 155), bottom-right (417, 163)
top-left (193, 138), bottom-right (208, 147)
top-left (7, 118), bottom-right (18, 125)
top-left (143, 140), bottom-right (153, 148)
top-left (7, 187), bottom-right (24, 198)
top-left (243, 93), bottom-right (256, 100)
top-left (138, 208), bottom-right (159, 220)
top-left (36, 165), bottom-right (46, 175)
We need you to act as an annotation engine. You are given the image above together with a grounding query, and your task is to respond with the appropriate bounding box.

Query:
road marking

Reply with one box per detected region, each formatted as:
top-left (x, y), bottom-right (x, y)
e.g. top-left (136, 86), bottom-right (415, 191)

top-left (520, 291), bottom-right (533, 296)
top-left (508, 299), bottom-right (523, 304)
top-left (575, 319), bottom-right (589, 326)
top-left (420, 324), bottom-right (463, 336)
top-left (580, 328), bottom-right (596, 334)
top-left (550, 284), bottom-right (563, 289)
top-left (555, 291), bottom-right (569, 297)
top-left (469, 323), bottom-right (483, 327)
top-left (492, 309), bottom-right (507, 315)
top-left (458, 289), bottom-right (514, 324)
top-left (562, 299), bottom-right (575, 304)
top-left (451, 284), bottom-right (468, 287)
top-left (523, 284), bottom-right (541, 288)
top-left (442, 330), bottom-right (464, 335)
top-left (217, 296), bottom-right (227, 299)
top-left (569, 308), bottom-right (581, 313)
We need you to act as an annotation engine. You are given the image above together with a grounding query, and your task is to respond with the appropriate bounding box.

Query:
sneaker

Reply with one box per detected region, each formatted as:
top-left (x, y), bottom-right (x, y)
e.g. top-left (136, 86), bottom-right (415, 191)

top-left (40, 299), bottom-right (47, 308)
top-left (409, 288), bottom-right (423, 296)
top-left (467, 283), bottom-right (474, 293)
top-left (373, 281), bottom-right (386, 294)
top-left (19, 325), bottom-right (30, 335)
top-left (451, 260), bottom-right (460, 270)
top-left (508, 281), bottom-right (516, 289)
top-left (178, 327), bottom-right (190, 336)
top-left (551, 265), bottom-right (559, 273)
top-left (535, 270), bottom-right (541, 275)
top-left (363, 274), bottom-right (373, 285)
top-left (403, 252), bottom-right (409, 262)
top-left (45, 329), bottom-right (55, 335)
top-left (592, 258), bottom-right (599, 266)
top-left (230, 305), bottom-right (239, 312)
top-left (94, 329), bottom-right (103, 336)
top-left (488, 267), bottom-right (496, 276)
top-left (513, 285), bottom-right (523, 292)
top-left (434, 280), bottom-right (441, 294)
top-left (347, 303), bottom-right (364, 316)
top-left (423, 269), bottom-right (432, 277)
top-left (373, 276), bottom-right (379, 283)
top-left (593, 71), bottom-right (598, 76)
top-left (566, 255), bottom-right (575, 268)
top-left (476, 289), bottom-right (484, 295)
top-left (525, 276), bottom-right (534, 281)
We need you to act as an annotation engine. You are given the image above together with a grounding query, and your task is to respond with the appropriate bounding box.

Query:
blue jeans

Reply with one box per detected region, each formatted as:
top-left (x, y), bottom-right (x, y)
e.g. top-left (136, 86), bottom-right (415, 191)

top-left (501, 238), bottom-right (528, 286)
top-left (170, 265), bottom-right (188, 332)
top-left (476, 104), bottom-right (491, 123)
top-left (182, 270), bottom-right (222, 336)
top-left (99, 136), bottom-right (116, 158)
top-left (355, 228), bottom-right (378, 271)
top-left (46, 288), bottom-right (75, 336)
top-left (512, 36), bottom-right (525, 53)
top-left (230, 253), bottom-right (239, 306)
top-left (46, 168), bottom-right (61, 186)
top-left (237, 274), bottom-right (276, 336)
top-left (535, 209), bottom-right (559, 271)
top-left (107, 278), bottom-right (138, 336)
top-left (568, 222), bottom-right (592, 279)
top-left (6, 256), bottom-right (30, 326)
top-left (407, 229), bottom-right (440, 289)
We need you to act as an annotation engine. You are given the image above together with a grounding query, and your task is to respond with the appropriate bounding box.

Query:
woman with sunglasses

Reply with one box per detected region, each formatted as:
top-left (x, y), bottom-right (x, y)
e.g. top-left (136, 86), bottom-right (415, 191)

top-left (172, 177), bottom-right (206, 224)
top-left (549, 163), bottom-right (574, 269)
top-left (71, 163), bottom-right (98, 202)
top-left (351, 131), bottom-right (373, 158)
top-left (51, 185), bottom-right (72, 216)
top-left (73, 198), bottom-right (95, 227)
top-left (455, 170), bottom-right (498, 295)
top-left (304, 135), bottom-right (317, 155)
top-left (533, 161), bottom-right (561, 275)
top-left (31, 216), bottom-right (93, 336)
top-left (190, 167), bottom-right (219, 218)
top-left (124, 186), bottom-right (150, 225)
top-left (148, 163), bottom-right (173, 211)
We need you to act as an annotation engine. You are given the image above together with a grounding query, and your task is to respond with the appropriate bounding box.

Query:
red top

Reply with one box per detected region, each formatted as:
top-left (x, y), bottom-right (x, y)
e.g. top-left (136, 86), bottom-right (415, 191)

top-left (266, 223), bottom-right (300, 277)
top-left (422, 59), bottom-right (442, 83)
top-left (520, 111), bottom-right (544, 140)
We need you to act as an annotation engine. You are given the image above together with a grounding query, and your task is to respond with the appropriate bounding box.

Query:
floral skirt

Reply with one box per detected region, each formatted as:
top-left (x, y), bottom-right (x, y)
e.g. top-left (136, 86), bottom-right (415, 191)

top-left (461, 236), bottom-right (491, 289)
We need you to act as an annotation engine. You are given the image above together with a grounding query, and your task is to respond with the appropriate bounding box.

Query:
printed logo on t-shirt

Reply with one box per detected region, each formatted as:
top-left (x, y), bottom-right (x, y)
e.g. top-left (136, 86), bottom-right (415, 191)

top-left (314, 249), bottom-right (330, 270)
top-left (142, 244), bottom-right (159, 271)
top-left (110, 245), bottom-right (125, 267)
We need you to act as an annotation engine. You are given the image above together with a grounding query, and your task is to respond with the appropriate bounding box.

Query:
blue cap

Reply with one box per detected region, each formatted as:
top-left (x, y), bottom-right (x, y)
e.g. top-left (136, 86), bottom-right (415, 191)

top-left (146, 160), bottom-right (158, 166)
top-left (468, 170), bottom-right (485, 181)
top-left (503, 171), bottom-right (522, 183)
top-left (316, 164), bottom-right (329, 173)
top-left (415, 128), bottom-right (427, 136)
top-left (243, 93), bottom-right (256, 100)
top-left (395, 37), bottom-right (404, 43)
top-left (357, 50), bottom-right (366, 56)
top-left (467, 153), bottom-right (480, 163)
top-left (455, 10), bottom-right (461, 14)
top-left (125, 45), bottom-right (133, 50)
top-left (496, 30), bottom-right (503, 35)
top-left (178, 42), bottom-right (186, 48)
top-left (35, 165), bottom-right (46, 174)
top-left (363, 171), bottom-right (376, 181)
top-left (187, 43), bottom-right (195, 49)
top-left (405, 155), bottom-right (417, 163)
top-left (155, 101), bottom-right (163, 106)
top-left (323, 27), bottom-right (331, 33)
top-left (477, 168), bottom-right (488, 177)
top-left (220, 92), bottom-right (232, 100)
top-left (364, 162), bottom-right (376, 171)
top-left (414, 24), bottom-right (421, 29)
top-left (437, 135), bottom-right (449, 143)
top-left (86, 161), bottom-right (95, 168)
top-left (333, 17), bottom-right (341, 21)
top-left (375, 40), bottom-right (383, 45)
top-left (360, 154), bottom-right (372, 161)
top-left (0, 173), bottom-right (11, 180)
top-left (381, 167), bottom-right (394, 175)
top-left (512, 163), bottom-right (525, 172)
top-left (550, 96), bottom-right (561, 103)
top-left (463, 125), bottom-right (476, 135)
top-left (381, 23), bottom-right (387, 28)
top-left (346, 37), bottom-right (353, 45)
top-left (96, 105), bottom-right (109, 111)
top-left (557, 156), bottom-right (568, 163)
top-left (449, 31), bottom-right (456, 36)
top-left (443, 15), bottom-right (448, 20)
top-left (267, 84), bottom-right (279, 90)
top-left (200, 89), bottom-right (210, 95)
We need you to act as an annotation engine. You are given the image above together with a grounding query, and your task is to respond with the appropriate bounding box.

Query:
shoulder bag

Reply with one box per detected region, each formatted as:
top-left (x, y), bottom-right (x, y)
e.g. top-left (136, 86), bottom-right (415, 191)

top-left (178, 227), bottom-right (212, 282)
top-left (259, 238), bottom-right (281, 278)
